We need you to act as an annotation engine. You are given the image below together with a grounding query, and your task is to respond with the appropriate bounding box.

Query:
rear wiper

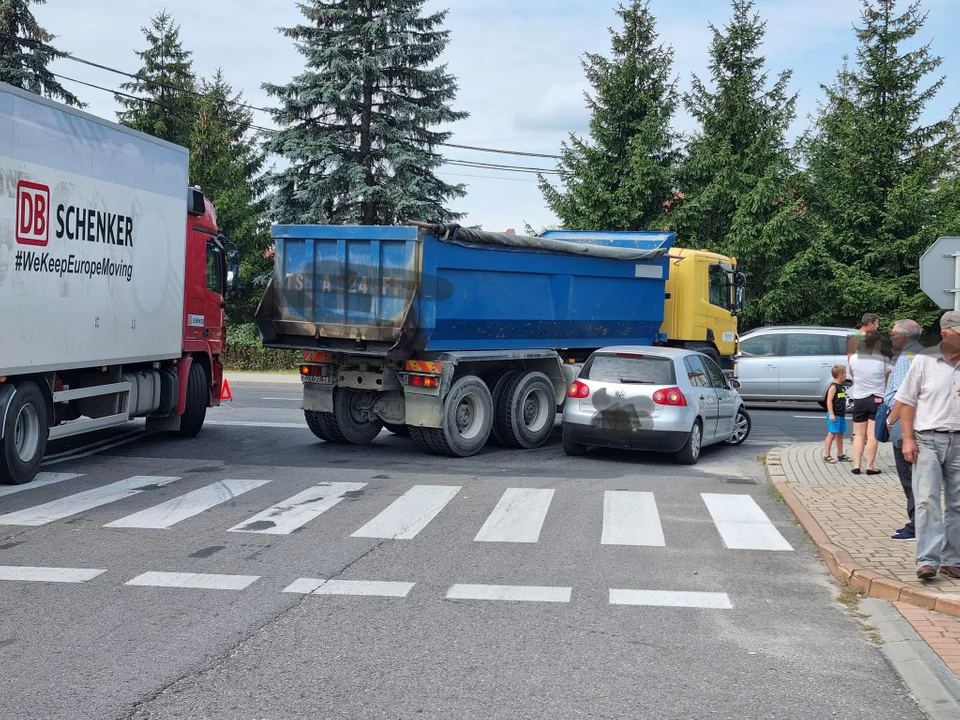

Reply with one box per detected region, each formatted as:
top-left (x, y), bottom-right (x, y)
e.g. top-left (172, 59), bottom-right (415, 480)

top-left (618, 378), bottom-right (654, 384)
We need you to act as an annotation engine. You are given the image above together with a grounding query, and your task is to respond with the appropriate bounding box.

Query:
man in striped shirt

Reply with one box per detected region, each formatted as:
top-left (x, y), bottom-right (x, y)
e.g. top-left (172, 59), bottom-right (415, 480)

top-left (896, 311), bottom-right (960, 580)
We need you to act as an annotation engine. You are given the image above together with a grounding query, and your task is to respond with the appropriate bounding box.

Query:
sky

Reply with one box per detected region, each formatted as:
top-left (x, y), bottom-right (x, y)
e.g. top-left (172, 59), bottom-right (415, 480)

top-left (35, 0), bottom-right (960, 233)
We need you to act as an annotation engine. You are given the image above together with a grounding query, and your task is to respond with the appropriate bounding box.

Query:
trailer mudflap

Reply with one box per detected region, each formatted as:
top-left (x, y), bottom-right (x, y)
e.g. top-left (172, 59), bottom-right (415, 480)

top-left (302, 382), bottom-right (334, 413)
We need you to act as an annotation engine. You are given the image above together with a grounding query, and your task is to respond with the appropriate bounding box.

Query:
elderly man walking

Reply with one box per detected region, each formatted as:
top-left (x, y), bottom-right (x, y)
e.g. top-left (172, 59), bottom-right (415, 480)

top-left (897, 311), bottom-right (960, 580)
top-left (884, 319), bottom-right (925, 540)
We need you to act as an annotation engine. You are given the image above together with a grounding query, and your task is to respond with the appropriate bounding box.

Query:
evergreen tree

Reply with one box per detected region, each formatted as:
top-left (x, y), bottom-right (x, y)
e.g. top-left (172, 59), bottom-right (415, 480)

top-left (263, 0), bottom-right (469, 226)
top-left (767, 0), bottom-right (960, 328)
top-left (538, 0), bottom-right (679, 231)
top-left (669, 0), bottom-right (803, 327)
top-left (189, 70), bottom-right (271, 324)
top-left (116, 10), bottom-right (197, 148)
top-left (0, 0), bottom-right (82, 106)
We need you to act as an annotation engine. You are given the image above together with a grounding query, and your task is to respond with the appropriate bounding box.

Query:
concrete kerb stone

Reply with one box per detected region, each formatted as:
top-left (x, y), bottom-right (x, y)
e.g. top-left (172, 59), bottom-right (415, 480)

top-left (223, 372), bottom-right (302, 388)
top-left (765, 448), bottom-right (958, 619)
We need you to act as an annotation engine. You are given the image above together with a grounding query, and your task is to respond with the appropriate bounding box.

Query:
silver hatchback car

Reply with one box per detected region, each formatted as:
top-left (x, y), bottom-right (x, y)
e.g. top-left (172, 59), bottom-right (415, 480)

top-left (561, 346), bottom-right (751, 464)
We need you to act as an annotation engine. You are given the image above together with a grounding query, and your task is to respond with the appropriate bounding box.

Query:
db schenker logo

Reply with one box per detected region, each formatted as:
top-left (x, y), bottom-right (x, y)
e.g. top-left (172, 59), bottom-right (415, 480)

top-left (16, 180), bottom-right (50, 247)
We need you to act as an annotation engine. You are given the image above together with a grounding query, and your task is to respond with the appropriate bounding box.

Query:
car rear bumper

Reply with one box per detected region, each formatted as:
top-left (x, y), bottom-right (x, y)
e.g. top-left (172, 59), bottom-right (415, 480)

top-left (562, 421), bottom-right (690, 453)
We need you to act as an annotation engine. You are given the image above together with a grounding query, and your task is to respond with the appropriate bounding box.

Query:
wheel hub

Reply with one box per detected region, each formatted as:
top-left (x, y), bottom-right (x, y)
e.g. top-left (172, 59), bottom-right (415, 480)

top-left (14, 404), bottom-right (40, 464)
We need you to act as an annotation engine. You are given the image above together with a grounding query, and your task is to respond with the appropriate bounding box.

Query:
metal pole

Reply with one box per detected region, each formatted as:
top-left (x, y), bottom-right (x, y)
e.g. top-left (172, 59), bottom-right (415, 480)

top-left (955, 252), bottom-right (960, 311)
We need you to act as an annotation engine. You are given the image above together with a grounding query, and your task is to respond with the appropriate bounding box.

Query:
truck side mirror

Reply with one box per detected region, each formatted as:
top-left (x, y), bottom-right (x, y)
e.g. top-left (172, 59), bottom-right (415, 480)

top-left (226, 249), bottom-right (241, 295)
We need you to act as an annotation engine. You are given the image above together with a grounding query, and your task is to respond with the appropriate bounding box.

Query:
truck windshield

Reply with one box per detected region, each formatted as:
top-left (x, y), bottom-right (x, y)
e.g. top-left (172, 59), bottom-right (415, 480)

top-left (582, 355), bottom-right (676, 385)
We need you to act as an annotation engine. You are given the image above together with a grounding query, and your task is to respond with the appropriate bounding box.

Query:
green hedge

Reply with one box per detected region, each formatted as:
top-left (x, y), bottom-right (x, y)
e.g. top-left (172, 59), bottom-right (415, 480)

top-left (223, 323), bottom-right (301, 372)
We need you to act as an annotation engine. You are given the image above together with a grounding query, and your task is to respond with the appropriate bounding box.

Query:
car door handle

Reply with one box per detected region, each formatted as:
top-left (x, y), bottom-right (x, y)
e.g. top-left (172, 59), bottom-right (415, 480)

top-left (765, 364), bottom-right (776, 368)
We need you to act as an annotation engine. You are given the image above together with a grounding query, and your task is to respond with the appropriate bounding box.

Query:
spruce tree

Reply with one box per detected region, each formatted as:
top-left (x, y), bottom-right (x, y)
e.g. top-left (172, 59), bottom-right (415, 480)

top-left (0, 0), bottom-right (82, 106)
top-left (116, 10), bottom-right (197, 148)
top-left (190, 70), bottom-right (271, 324)
top-left (767, 0), bottom-right (960, 327)
top-left (263, 0), bottom-right (468, 226)
top-left (669, 0), bottom-right (803, 327)
top-left (538, 0), bottom-right (678, 231)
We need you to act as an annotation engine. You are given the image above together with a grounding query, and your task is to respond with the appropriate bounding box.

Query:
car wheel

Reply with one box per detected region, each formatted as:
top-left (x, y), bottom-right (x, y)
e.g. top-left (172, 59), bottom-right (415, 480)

top-left (675, 419), bottom-right (703, 465)
top-left (723, 408), bottom-right (751, 446)
top-left (562, 427), bottom-right (587, 456)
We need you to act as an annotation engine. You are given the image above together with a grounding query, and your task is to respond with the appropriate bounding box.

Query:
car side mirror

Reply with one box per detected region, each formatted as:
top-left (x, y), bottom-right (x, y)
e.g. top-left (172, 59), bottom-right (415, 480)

top-left (729, 379), bottom-right (741, 390)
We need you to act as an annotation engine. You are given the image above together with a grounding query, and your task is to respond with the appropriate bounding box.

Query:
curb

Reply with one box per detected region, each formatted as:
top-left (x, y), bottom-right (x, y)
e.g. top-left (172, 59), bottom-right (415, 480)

top-left (223, 374), bottom-right (302, 388)
top-left (766, 447), bottom-right (960, 620)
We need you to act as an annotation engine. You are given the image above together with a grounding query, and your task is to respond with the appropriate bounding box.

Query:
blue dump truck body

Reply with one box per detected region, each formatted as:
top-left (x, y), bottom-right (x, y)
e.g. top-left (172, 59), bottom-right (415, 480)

top-left (255, 224), bottom-right (675, 354)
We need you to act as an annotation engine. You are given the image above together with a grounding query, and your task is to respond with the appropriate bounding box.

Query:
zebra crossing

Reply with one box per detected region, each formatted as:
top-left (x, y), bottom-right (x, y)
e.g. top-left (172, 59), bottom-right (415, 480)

top-left (0, 472), bottom-right (795, 552)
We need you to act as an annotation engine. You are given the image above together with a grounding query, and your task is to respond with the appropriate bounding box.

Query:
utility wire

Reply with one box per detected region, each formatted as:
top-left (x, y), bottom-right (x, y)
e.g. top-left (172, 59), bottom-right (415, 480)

top-left (3, 32), bottom-right (563, 161)
top-left (51, 73), bottom-right (564, 175)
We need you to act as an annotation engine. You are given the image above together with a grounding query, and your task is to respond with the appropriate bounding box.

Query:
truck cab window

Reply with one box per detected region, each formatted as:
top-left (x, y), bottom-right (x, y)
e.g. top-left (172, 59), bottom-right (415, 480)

top-left (708, 265), bottom-right (729, 310)
top-left (206, 243), bottom-right (223, 294)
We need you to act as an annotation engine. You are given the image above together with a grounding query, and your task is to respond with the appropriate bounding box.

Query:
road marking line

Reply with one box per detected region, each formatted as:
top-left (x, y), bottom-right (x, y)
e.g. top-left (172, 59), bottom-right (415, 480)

top-left (446, 583), bottom-right (571, 603)
top-left (260, 397), bottom-right (301, 401)
top-left (0, 565), bottom-right (106, 583)
top-left (282, 578), bottom-right (327, 594)
top-left (601, 491), bottom-right (665, 546)
top-left (0, 473), bottom-right (82, 499)
top-left (125, 571), bottom-right (259, 590)
top-left (609, 589), bottom-right (733, 609)
top-left (227, 482), bottom-right (366, 535)
top-left (313, 580), bottom-right (415, 598)
top-left (205, 420), bottom-right (307, 429)
top-left (792, 415), bottom-right (824, 420)
top-left (474, 488), bottom-right (555, 543)
top-left (0, 476), bottom-right (181, 526)
top-left (701, 493), bottom-right (794, 551)
top-left (351, 485), bottom-right (461, 539)
top-left (104, 479), bottom-right (270, 529)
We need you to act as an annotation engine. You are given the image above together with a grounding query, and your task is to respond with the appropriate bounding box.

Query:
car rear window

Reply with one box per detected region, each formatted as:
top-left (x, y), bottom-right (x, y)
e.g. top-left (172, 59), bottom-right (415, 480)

top-left (581, 355), bottom-right (676, 385)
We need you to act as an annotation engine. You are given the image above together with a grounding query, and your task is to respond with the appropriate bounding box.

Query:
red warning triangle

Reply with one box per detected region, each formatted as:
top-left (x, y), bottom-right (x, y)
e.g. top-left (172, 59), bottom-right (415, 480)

top-left (221, 377), bottom-right (233, 401)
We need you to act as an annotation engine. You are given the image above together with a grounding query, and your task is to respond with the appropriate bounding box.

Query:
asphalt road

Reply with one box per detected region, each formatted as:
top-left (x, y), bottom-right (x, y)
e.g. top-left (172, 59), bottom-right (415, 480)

top-left (0, 386), bottom-right (921, 719)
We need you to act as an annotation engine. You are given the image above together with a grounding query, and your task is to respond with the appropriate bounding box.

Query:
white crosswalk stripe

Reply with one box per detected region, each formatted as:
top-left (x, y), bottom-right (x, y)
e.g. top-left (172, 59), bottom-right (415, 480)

top-left (0, 565), bottom-right (106, 583)
top-left (0, 473), bottom-right (83, 499)
top-left (125, 571), bottom-right (259, 590)
top-left (701, 493), bottom-right (794, 551)
top-left (474, 488), bottom-right (554, 543)
top-left (609, 589), bottom-right (733, 609)
top-left (601, 491), bottom-right (665, 546)
top-left (446, 583), bottom-right (572, 603)
top-left (351, 484), bottom-right (461, 539)
top-left (104, 479), bottom-right (270, 529)
top-left (227, 481), bottom-right (366, 535)
top-left (0, 476), bottom-right (181, 526)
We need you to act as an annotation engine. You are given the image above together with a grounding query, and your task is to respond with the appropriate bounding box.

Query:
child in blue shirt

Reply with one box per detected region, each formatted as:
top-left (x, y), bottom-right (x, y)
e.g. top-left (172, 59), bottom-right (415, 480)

top-left (824, 365), bottom-right (850, 463)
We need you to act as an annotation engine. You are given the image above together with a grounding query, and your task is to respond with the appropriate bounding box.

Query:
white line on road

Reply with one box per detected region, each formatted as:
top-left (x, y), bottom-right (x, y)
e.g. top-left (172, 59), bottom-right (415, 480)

top-left (793, 415), bottom-right (824, 420)
top-left (601, 491), bottom-right (665, 546)
top-left (125, 571), bottom-right (259, 590)
top-left (701, 493), bottom-right (794, 551)
top-left (260, 397), bottom-right (301, 401)
top-left (446, 583), bottom-right (572, 603)
top-left (205, 420), bottom-right (308, 429)
top-left (104, 479), bottom-right (270, 529)
top-left (313, 580), bottom-right (415, 597)
top-left (282, 578), bottom-right (327, 594)
top-left (609, 589), bottom-right (733, 609)
top-left (351, 485), bottom-right (461, 539)
top-left (0, 565), bottom-right (107, 583)
top-left (227, 482), bottom-right (366, 535)
top-left (474, 488), bottom-right (555, 543)
top-left (0, 476), bottom-right (181, 526)
top-left (0, 473), bottom-right (82, 499)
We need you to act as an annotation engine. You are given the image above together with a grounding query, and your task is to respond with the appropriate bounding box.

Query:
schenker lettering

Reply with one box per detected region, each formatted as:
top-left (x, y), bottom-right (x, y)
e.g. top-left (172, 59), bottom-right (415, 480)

top-left (55, 203), bottom-right (134, 246)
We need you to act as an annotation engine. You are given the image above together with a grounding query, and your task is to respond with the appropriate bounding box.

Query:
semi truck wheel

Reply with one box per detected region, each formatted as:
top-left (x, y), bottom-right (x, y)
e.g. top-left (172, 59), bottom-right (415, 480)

top-left (488, 370), bottom-right (523, 446)
top-left (329, 388), bottom-right (383, 444)
top-left (304, 410), bottom-right (331, 441)
top-left (383, 423), bottom-right (409, 437)
top-left (177, 362), bottom-right (208, 438)
top-left (424, 376), bottom-right (493, 457)
top-left (407, 426), bottom-right (437, 454)
top-left (0, 382), bottom-right (48, 485)
top-left (496, 371), bottom-right (556, 449)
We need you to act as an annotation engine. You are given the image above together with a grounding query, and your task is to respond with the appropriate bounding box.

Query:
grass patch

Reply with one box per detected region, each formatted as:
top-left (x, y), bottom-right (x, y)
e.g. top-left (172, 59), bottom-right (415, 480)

top-left (837, 584), bottom-right (861, 610)
top-left (767, 484), bottom-right (784, 503)
top-left (756, 454), bottom-right (767, 466)
top-left (224, 323), bottom-right (301, 372)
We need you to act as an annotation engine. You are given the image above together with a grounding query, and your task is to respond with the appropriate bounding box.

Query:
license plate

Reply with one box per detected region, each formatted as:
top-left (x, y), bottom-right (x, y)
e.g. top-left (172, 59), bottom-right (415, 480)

top-left (595, 419), bottom-right (640, 432)
top-left (301, 375), bottom-right (331, 385)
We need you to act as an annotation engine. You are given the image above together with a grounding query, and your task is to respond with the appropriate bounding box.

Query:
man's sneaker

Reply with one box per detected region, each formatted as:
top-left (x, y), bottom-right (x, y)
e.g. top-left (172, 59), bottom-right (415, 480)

top-left (892, 528), bottom-right (916, 540)
top-left (917, 565), bottom-right (937, 580)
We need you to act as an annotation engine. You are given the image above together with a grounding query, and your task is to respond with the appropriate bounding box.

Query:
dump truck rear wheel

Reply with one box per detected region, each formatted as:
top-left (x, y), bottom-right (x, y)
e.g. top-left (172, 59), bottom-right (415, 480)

top-left (383, 423), bottom-right (409, 437)
top-left (304, 410), bottom-right (330, 441)
top-left (331, 388), bottom-right (383, 444)
top-left (0, 381), bottom-right (48, 485)
top-left (489, 370), bottom-right (523, 446)
top-left (425, 376), bottom-right (493, 457)
top-left (496, 371), bottom-right (556, 449)
top-left (407, 426), bottom-right (437, 454)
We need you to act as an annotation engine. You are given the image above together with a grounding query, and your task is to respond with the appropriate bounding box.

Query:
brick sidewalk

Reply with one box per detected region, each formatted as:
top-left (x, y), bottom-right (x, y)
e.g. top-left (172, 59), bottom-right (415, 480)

top-left (768, 443), bottom-right (960, 612)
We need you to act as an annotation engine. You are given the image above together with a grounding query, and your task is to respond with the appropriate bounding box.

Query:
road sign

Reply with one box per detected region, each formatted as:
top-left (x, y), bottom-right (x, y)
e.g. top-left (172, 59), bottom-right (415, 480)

top-left (920, 236), bottom-right (960, 310)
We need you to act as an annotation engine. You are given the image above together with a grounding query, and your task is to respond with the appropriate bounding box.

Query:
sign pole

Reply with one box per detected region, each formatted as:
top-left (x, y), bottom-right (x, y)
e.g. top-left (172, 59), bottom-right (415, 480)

top-left (954, 252), bottom-right (960, 311)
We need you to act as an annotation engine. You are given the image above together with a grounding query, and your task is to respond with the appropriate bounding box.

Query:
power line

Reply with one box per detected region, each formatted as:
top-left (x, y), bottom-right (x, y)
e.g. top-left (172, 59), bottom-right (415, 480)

top-left (52, 73), bottom-right (565, 176)
top-left (2, 32), bottom-right (564, 161)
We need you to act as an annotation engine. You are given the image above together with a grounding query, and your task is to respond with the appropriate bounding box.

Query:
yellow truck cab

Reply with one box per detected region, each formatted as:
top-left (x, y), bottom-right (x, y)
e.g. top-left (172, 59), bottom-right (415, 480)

top-left (661, 247), bottom-right (746, 374)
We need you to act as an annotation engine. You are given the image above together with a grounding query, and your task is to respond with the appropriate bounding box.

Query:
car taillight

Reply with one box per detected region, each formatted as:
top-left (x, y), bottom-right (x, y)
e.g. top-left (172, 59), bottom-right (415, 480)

top-left (567, 380), bottom-right (590, 399)
top-left (653, 387), bottom-right (687, 406)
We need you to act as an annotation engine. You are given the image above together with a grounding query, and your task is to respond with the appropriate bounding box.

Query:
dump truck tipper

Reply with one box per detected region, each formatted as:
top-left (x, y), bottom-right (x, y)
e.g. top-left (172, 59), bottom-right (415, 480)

top-left (255, 223), bottom-right (745, 457)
